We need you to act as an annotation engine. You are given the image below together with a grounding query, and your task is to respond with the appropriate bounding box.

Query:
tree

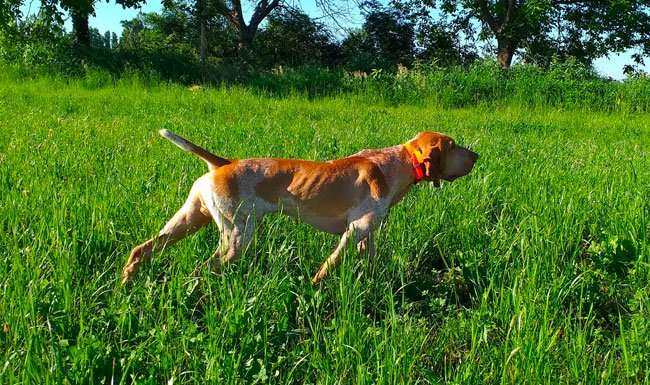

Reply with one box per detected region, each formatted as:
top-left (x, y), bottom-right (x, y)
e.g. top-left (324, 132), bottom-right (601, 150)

top-left (198, 0), bottom-right (207, 64)
top-left (521, 1), bottom-right (650, 68)
top-left (256, 8), bottom-right (341, 67)
top-left (416, 22), bottom-right (478, 65)
top-left (210, 0), bottom-right (283, 53)
top-left (343, 6), bottom-right (415, 71)
top-left (0, 0), bottom-right (21, 28)
top-left (119, 18), bottom-right (145, 50)
top-left (389, 0), bottom-right (478, 65)
top-left (103, 30), bottom-right (111, 48)
top-left (428, 0), bottom-right (547, 68)
top-left (0, 0), bottom-right (22, 48)
top-left (89, 27), bottom-right (106, 48)
top-left (44, 0), bottom-right (146, 48)
top-left (111, 31), bottom-right (118, 49)
top-left (118, 7), bottom-right (236, 59)
top-left (421, 0), bottom-right (650, 68)
top-left (157, 0), bottom-right (238, 64)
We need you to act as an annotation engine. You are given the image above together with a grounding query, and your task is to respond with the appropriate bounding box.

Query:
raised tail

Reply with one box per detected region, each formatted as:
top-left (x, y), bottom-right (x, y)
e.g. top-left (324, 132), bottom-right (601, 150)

top-left (159, 129), bottom-right (231, 170)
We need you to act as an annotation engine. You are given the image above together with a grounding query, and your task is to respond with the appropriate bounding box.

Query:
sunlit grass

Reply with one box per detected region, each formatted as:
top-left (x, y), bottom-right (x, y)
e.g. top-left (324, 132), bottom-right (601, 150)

top-left (0, 74), bottom-right (648, 384)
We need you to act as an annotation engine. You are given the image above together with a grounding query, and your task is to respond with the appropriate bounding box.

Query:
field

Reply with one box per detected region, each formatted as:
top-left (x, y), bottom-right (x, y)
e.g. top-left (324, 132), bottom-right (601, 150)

top-left (0, 72), bottom-right (649, 384)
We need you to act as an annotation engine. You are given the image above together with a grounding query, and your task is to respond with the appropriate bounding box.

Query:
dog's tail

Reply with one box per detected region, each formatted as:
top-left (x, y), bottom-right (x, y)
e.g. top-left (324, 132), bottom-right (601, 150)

top-left (159, 129), bottom-right (231, 171)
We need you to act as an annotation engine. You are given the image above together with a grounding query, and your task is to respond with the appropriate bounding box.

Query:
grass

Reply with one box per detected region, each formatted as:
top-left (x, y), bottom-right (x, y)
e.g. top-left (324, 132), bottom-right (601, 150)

top-left (0, 71), bottom-right (648, 384)
top-left (6, 60), bottom-right (650, 113)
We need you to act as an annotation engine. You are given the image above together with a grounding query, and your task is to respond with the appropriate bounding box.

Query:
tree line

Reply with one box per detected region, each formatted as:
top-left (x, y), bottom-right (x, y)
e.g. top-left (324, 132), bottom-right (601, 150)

top-left (1, 0), bottom-right (649, 76)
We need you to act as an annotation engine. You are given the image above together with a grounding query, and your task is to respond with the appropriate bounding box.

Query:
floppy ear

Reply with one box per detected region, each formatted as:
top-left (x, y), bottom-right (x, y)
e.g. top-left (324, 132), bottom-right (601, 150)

top-left (420, 136), bottom-right (449, 181)
top-left (424, 146), bottom-right (442, 180)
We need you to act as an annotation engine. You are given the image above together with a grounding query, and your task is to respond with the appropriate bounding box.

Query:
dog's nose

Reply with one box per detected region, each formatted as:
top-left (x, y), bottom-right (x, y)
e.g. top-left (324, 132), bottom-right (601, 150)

top-left (470, 151), bottom-right (479, 162)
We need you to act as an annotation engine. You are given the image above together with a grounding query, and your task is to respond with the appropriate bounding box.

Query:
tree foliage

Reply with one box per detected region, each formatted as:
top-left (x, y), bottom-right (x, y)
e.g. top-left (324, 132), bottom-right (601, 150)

top-left (256, 8), bottom-right (341, 68)
top-left (2, 0), bottom-right (648, 77)
top-left (343, 6), bottom-right (415, 71)
top-left (522, 1), bottom-right (650, 68)
top-left (0, 0), bottom-right (22, 28)
top-left (0, 0), bottom-right (22, 57)
top-left (40, 0), bottom-right (146, 47)
top-left (406, 0), bottom-right (650, 68)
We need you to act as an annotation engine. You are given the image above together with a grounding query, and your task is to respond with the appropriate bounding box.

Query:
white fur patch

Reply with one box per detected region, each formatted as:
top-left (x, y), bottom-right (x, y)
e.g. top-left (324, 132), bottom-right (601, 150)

top-left (159, 129), bottom-right (194, 153)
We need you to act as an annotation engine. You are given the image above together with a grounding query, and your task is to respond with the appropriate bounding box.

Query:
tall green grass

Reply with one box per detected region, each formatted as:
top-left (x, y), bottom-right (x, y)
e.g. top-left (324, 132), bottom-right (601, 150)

top-left (4, 60), bottom-right (650, 112)
top-left (0, 72), bottom-right (648, 384)
top-left (351, 62), bottom-right (650, 112)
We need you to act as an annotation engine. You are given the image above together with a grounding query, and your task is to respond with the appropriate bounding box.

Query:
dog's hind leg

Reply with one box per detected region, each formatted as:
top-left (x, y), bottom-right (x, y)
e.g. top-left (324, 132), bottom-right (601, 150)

top-left (208, 216), bottom-right (255, 273)
top-left (192, 191), bottom-right (258, 275)
top-left (122, 184), bottom-right (211, 284)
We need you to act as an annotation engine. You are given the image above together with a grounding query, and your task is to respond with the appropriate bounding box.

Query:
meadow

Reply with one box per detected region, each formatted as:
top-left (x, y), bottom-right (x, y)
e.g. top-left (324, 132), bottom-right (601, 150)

top-left (0, 69), bottom-right (648, 384)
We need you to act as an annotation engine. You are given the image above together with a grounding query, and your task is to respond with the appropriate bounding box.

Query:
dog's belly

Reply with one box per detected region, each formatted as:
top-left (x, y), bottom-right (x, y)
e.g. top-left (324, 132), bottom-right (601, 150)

top-left (295, 213), bottom-right (347, 234)
top-left (275, 199), bottom-right (348, 234)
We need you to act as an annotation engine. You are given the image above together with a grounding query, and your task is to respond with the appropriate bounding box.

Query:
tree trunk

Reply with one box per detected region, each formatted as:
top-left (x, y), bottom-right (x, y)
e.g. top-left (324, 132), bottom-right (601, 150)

top-left (199, 17), bottom-right (207, 65)
top-left (71, 10), bottom-right (90, 48)
top-left (237, 26), bottom-right (255, 53)
top-left (196, 0), bottom-right (207, 66)
top-left (496, 37), bottom-right (514, 68)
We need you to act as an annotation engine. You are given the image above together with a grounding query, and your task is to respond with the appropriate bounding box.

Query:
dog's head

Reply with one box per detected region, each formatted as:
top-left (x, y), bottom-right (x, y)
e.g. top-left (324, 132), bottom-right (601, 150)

top-left (406, 132), bottom-right (479, 184)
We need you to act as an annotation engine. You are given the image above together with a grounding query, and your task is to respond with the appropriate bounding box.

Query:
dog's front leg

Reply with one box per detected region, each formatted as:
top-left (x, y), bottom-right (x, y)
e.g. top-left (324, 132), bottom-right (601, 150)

top-left (311, 228), bottom-right (353, 284)
top-left (356, 234), bottom-right (375, 257)
top-left (312, 214), bottom-right (375, 284)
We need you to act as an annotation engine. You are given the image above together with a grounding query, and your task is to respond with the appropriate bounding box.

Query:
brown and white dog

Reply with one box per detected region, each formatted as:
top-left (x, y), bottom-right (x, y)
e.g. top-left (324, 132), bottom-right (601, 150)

top-left (121, 130), bottom-right (479, 285)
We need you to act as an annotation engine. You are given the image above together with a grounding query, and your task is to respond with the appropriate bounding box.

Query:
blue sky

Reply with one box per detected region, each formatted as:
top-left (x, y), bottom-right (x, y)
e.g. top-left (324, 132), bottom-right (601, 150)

top-left (21, 0), bottom-right (648, 79)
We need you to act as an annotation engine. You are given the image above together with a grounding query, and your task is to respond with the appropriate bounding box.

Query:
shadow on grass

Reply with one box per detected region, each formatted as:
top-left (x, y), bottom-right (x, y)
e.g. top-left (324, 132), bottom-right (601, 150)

top-left (564, 228), bottom-right (638, 330)
top-left (393, 240), bottom-right (479, 320)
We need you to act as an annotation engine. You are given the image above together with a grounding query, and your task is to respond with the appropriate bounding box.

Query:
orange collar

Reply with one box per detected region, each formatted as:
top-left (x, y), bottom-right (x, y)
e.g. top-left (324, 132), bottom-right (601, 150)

top-left (403, 143), bottom-right (428, 184)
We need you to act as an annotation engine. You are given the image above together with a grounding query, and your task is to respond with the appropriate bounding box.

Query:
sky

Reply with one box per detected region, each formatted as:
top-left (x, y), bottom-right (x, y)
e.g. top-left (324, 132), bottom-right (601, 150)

top-left (21, 0), bottom-right (648, 80)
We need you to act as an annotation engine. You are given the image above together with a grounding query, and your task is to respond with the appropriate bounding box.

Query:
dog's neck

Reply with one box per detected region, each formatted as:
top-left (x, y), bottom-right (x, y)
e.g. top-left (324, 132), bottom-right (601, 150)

top-left (353, 144), bottom-right (418, 205)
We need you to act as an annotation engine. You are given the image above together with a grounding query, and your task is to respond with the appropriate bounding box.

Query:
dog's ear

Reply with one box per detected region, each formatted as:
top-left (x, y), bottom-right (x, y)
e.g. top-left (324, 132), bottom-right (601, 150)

top-left (414, 132), bottom-right (449, 181)
top-left (424, 146), bottom-right (442, 180)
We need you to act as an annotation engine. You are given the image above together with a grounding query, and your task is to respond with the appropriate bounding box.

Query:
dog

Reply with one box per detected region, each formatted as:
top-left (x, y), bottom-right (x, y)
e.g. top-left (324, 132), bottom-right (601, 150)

top-left (121, 130), bottom-right (479, 285)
